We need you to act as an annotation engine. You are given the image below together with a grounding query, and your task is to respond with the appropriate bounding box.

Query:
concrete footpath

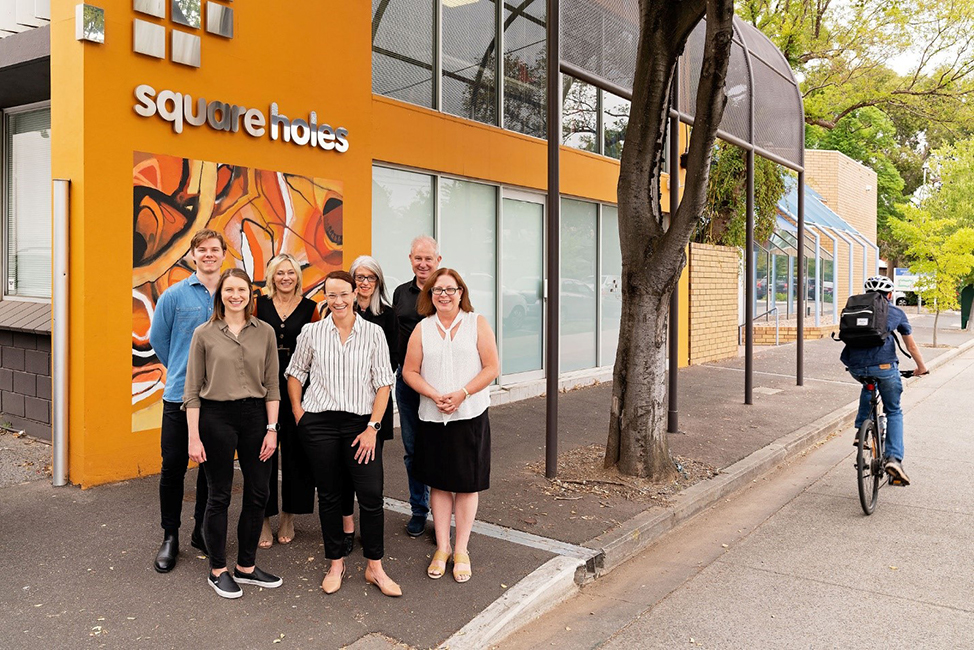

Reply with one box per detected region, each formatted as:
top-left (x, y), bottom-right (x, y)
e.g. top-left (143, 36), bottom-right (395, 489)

top-left (1, 311), bottom-right (969, 649)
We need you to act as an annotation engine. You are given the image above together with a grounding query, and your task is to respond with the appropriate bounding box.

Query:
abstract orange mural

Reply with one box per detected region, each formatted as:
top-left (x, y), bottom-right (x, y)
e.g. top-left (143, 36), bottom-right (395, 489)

top-left (131, 151), bottom-right (342, 428)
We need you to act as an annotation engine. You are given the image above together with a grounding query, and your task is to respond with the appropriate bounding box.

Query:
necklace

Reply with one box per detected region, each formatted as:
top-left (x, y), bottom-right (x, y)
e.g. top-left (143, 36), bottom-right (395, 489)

top-left (273, 292), bottom-right (300, 320)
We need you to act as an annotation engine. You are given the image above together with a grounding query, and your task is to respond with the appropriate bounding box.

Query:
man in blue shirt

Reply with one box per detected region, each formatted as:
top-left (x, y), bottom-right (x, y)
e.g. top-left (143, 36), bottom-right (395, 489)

top-left (148, 229), bottom-right (227, 572)
top-left (841, 275), bottom-right (928, 485)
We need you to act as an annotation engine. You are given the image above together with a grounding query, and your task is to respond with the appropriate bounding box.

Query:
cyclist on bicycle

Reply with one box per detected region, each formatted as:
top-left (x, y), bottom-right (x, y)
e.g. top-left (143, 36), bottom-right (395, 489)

top-left (841, 275), bottom-right (928, 485)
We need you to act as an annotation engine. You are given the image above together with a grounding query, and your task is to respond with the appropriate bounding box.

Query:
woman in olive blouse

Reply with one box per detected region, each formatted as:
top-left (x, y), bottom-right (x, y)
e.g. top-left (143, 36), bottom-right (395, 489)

top-left (185, 268), bottom-right (282, 600)
top-left (256, 253), bottom-right (320, 548)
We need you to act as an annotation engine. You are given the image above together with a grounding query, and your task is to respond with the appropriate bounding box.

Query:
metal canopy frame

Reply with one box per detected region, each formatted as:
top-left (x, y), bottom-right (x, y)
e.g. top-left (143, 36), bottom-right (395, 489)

top-left (545, 1), bottom-right (808, 476)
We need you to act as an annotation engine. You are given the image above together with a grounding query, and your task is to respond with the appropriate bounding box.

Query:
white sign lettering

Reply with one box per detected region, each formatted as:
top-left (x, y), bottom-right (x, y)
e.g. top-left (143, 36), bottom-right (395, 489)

top-left (133, 84), bottom-right (349, 153)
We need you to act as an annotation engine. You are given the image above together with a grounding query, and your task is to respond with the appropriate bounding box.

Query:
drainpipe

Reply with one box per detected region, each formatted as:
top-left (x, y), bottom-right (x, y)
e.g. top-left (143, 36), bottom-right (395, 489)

top-left (52, 179), bottom-right (70, 486)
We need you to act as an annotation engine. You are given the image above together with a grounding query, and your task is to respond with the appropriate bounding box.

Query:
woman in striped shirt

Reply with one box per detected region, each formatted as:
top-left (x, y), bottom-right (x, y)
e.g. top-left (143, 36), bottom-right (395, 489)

top-left (284, 270), bottom-right (401, 597)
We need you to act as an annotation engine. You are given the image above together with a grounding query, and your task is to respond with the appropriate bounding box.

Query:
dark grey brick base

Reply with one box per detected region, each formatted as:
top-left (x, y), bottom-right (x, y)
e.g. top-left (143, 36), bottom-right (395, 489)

top-left (1, 330), bottom-right (51, 441)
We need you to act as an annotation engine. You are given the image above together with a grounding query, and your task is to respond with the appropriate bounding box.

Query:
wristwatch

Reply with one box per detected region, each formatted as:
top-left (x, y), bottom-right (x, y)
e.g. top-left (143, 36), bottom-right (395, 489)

top-left (266, 422), bottom-right (280, 432)
top-left (368, 421), bottom-right (382, 431)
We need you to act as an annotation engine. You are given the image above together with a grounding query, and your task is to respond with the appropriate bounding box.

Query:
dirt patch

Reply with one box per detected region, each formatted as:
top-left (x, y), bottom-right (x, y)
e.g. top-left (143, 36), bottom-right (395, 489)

top-left (526, 443), bottom-right (719, 504)
top-left (0, 428), bottom-right (53, 488)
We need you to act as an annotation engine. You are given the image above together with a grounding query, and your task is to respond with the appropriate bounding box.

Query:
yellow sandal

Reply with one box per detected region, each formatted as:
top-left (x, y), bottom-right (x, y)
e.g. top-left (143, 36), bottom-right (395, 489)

top-left (427, 549), bottom-right (450, 579)
top-left (452, 552), bottom-right (471, 583)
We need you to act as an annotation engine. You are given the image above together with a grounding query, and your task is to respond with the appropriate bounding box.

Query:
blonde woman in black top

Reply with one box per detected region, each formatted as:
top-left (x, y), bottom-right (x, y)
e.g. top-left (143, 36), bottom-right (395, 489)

top-left (185, 268), bottom-right (282, 599)
top-left (256, 253), bottom-right (320, 548)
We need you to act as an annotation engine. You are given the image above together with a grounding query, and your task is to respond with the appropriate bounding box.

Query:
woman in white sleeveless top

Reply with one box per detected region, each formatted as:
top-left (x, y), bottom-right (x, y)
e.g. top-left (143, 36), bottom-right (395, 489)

top-left (403, 268), bottom-right (499, 583)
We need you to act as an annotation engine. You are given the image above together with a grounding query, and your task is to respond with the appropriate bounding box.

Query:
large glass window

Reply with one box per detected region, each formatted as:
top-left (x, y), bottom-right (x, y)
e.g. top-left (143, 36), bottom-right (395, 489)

top-left (501, 197), bottom-right (544, 376)
top-left (503, 0), bottom-right (546, 138)
top-left (4, 106), bottom-right (51, 299)
top-left (442, 0), bottom-right (496, 124)
top-left (372, 167), bottom-right (435, 292)
top-left (560, 198), bottom-right (598, 371)
top-left (603, 93), bottom-right (630, 160)
top-left (439, 178), bottom-right (496, 329)
top-left (372, 0), bottom-right (436, 108)
top-left (562, 75), bottom-right (598, 152)
top-left (600, 206), bottom-right (622, 364)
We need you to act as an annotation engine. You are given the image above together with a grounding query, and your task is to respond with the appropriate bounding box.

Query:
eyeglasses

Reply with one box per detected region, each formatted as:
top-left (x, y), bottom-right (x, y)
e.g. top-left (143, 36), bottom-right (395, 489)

top-left (354, 274), bottom-right (378, 284)
top-left (325, 291), bottom-right (353, 300)
top-left (431, 287), bottom-right (460, 296)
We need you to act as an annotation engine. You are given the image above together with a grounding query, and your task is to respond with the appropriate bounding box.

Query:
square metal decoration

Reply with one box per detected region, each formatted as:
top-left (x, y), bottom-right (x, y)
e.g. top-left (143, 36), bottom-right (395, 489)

top-left (133, 18), bottom-right (165, 58)
top-left (171, 0), bottom-right (200, 29)
top-left (205, 2), bottom-right (232, 38)
top-left (171, 28), bottom-right (201, 67)
top-left (75, 4), bottom-right (105, 43)
top-left (133, 0), bottom-right (164, 19)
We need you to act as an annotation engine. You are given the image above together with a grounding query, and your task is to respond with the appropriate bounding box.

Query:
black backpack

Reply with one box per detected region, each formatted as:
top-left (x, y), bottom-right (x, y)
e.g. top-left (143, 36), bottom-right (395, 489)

top-left (836, 292), bottom-right (889, 348)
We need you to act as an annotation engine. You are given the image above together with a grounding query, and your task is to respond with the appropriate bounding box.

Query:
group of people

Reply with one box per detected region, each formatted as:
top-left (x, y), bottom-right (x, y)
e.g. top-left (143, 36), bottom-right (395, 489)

top-left (149, 230), bottom-right (497, 599)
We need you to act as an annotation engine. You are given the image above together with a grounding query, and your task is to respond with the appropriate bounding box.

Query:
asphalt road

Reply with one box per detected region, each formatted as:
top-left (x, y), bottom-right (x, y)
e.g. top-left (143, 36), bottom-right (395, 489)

top-left (499, 346), bottom-right (974, 649)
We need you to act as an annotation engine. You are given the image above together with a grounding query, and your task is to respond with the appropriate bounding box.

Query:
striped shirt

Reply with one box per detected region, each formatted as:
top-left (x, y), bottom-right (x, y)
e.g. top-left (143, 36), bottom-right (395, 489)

top-left (284, 313), bottom-right (395, 415)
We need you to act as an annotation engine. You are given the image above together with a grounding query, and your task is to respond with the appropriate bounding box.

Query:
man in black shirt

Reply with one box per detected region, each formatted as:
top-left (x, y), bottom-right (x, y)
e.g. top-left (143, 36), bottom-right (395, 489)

top-left (392, 235), bottom-right (441, 536)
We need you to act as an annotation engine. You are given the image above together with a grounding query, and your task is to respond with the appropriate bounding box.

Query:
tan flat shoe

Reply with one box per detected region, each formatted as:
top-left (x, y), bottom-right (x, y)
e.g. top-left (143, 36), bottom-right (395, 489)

top-left (452, 552), bottom-right (471, 583)
top-left (365, 566), bottom-right (402, 597)
top-left (321, 564), bottom-right (346, 594)
top-left (277, 512), bottom-right (295, 544)
top-left (258, 518), bottom-right (273, 549)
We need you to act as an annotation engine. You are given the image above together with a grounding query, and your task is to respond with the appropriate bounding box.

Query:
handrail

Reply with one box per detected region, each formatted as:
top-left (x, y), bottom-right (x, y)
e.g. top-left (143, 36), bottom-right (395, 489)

top-left (740, 306), bottom-right (779, 346)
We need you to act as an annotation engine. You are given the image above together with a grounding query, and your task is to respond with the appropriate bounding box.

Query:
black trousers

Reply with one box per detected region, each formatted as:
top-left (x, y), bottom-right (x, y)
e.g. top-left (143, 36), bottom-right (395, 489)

top-left (264, 394), bottom-right (316, 517)
top-left (199, 398), bottom-right (272, 571)
top-left (159, 400), bottom-right (208, 534)
top-left (298, 411), bottom-right (385, 560)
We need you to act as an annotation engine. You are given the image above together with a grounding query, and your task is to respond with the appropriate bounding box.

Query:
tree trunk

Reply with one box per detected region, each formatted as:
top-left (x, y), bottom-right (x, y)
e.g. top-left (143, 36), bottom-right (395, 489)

top-left (604, 0), bottom-right (736, 481)
top-left (605, 277), bottom-right (677, 479)
top-left (933, 309), bottom-right (939, 347)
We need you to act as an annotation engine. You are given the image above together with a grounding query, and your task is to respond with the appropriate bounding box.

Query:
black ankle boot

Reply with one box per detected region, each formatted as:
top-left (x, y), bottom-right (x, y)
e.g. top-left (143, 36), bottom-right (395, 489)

top-left (154, 533), bottom-right (179, 573)
top-left (191, 521), bottom-right (208, 556)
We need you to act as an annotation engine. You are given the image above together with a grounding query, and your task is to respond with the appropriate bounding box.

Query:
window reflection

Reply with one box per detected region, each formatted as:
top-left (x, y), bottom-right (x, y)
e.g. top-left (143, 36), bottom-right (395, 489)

top-left (561, 198), bottom-right (598, 371)
top-left (371, 167), bottom-right (435, 291)
top-left (503, 0), bottom-right (546, 138)
top-left (562, 75), bottom-right (598, 152)
top-left (372, 0), bottom-right (436, 108)
top-left (502, 198), bottom-right (544, 376)
top-left (440, 179), bottom-right (497, 329)
top-left (603, 93), bottom-right (630, 160)
top-left (442, 0), bottom-right (497, 124)
top-left (601, 206), bottom-right (622, 364)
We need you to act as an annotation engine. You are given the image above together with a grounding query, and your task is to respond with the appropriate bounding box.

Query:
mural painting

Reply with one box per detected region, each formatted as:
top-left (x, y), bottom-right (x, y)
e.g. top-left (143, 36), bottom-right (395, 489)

top-left (131, 151), bottom-right (343, 436)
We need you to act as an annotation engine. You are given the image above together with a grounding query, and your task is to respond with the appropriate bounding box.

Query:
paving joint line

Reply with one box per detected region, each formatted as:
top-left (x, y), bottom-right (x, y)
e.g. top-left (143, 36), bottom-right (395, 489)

top-left (382, 497), bottom-right (598, 562)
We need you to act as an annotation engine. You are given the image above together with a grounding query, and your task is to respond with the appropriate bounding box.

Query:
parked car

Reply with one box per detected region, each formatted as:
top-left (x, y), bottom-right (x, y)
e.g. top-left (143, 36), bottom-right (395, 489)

top-left (892, 290), bottom-right (918, 306)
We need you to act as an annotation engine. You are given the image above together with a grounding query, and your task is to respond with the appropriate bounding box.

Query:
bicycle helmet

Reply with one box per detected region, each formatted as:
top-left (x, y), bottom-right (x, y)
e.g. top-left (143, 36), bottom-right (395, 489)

top-left (864, 275), bottom-right (894, 293)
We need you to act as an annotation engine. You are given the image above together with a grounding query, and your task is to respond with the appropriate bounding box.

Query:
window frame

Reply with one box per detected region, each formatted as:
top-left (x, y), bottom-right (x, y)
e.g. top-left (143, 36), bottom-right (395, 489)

top-left (372, 163), bottom-right (621, 383)
top-left (1, 100), bottom-right (53, 304)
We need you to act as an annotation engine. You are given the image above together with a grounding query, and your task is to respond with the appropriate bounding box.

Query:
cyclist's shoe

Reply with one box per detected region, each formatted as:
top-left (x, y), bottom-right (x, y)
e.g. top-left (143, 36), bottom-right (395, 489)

top-left (884, 458), bottom-right (911, 486)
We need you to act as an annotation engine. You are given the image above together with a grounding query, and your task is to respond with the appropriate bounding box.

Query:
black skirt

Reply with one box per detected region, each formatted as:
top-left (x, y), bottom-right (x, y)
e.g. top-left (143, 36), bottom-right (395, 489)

top-left (414, 409), bottom-right (491, 493)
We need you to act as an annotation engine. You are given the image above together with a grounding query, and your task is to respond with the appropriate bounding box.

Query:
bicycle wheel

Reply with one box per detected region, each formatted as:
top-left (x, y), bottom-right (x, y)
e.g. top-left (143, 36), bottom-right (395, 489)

top-left (856, 419), bottom-right (881, 515)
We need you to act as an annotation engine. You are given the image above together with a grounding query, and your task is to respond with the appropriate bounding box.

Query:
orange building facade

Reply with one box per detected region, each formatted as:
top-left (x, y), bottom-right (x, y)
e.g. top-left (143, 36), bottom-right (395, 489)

top-left (0, 1), bottom-right (687, 486)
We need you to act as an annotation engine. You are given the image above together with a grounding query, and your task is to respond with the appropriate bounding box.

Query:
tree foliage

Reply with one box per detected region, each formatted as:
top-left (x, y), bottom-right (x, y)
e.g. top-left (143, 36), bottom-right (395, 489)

top-left (740, 0), bottom-right (974, 262)
top-left (805, 107), bottom-right (906, 259)
top-left (739, 0), bottom-right (974, 132)
top-left (888, 206), bottom-right (974, 344)
top-left (699, 142), bottom-right (787, 248)
top-left (890, 137), bottom-right (974, 344)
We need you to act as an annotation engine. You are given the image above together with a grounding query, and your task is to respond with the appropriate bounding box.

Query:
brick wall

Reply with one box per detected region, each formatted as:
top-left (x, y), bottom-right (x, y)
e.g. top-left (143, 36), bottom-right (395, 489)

top-left (689, 243), bottom-right (740, 365)
top-left (805, 149), bottom-right (878, 278)
top-left (0, 330), bottom-right (52, 441)
top-left (753, 323), bottom-right (838, 345)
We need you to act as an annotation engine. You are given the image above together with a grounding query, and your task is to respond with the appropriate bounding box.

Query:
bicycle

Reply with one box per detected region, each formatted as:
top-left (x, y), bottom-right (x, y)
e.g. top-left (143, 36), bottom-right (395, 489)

top-left (851, 369), bottom-right (914, 515)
